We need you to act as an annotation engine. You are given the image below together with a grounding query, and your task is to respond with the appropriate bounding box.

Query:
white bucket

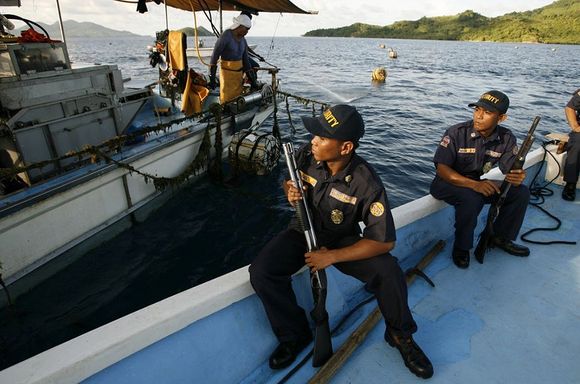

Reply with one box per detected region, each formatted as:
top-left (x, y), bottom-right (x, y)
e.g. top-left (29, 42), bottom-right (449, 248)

top-left (544, 143), bottom-right (579, 188)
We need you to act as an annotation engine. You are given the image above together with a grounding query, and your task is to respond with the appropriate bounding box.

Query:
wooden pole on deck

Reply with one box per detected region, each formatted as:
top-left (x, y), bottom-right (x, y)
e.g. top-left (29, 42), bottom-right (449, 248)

top-left (308, 240), bottom-right (446, 384)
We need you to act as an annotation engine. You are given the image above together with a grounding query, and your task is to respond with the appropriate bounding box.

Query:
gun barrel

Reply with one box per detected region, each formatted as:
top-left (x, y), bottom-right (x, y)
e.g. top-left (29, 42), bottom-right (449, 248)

top-left (283, 143), bottom-right (319, 251)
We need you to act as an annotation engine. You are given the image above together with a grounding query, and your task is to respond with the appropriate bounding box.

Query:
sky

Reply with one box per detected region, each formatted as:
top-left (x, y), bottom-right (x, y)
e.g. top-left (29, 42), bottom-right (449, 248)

top-left (1, 0), bottom-right (556, 37)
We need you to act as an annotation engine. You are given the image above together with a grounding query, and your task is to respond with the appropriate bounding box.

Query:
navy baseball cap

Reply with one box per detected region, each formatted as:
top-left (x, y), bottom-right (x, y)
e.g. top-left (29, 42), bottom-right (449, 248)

top-left (301, 104), bottom-right (365, 142)
top-left (468, 90), bottom-right (510, 114)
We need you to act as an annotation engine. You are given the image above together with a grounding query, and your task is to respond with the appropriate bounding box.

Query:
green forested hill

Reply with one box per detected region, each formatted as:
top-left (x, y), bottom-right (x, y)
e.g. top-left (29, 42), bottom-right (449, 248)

top-left (304, 0), bottom-right (580, 44)
top-left (176, 26), bottom-right (213, 37)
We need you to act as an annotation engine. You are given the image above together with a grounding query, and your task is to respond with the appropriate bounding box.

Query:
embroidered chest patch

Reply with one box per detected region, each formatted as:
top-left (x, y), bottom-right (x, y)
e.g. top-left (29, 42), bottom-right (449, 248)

top-left (458, 148), bottom-right (476, 154)
top-left (299, 171), bottom-right (317, 187)
top-left (485, 150), bottom-right (502, 158)
top-left (329, 188), bottom-right (357, 205)
top-left (330, 209), bottom-right (344, 224)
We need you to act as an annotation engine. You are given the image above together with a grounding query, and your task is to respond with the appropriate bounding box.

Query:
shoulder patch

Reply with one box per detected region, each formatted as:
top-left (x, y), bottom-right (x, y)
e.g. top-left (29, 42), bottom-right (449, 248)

top-left (512, 145), bottom-right (519, 155)
top-left (299, 171), bottom-right (317, 187)
top-left (440, 135), bottom-right (450, 148)
top-left (370, 202), bottom-right (385, 217)
top-left (329, 188), bottom-right (357, 205)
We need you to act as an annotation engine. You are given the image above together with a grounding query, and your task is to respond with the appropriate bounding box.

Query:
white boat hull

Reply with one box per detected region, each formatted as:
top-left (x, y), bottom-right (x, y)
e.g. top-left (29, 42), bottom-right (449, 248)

top-left (0, 102), bottom-right (275, 286)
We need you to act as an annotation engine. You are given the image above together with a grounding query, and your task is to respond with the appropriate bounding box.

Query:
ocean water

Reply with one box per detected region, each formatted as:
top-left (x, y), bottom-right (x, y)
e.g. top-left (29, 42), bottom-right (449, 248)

top-left (0, 35), bottom-right (578, 370)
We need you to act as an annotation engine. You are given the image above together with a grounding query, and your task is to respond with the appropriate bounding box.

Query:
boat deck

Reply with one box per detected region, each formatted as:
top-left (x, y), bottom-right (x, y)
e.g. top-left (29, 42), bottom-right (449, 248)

top-left (261, 184), bottom-right (580, 384)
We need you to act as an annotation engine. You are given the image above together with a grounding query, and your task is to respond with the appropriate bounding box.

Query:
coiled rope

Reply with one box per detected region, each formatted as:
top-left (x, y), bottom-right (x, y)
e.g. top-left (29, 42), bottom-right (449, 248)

top-left (520, 142), bottom-right (577, 245)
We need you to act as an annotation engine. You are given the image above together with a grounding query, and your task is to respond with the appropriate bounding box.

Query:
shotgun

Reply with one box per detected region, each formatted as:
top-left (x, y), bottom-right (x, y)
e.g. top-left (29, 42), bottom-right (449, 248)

top-left (282, 142), bottom-right (333, 367)
top-left (474, 116), bottom-right (541, 264)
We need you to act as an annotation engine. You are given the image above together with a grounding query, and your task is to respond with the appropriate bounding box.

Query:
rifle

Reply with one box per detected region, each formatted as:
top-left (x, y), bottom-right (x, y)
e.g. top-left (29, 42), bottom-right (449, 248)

top-left (474, 116), bottom-right (541, 264)
top-left (282, 142), bottom-right (333, 367)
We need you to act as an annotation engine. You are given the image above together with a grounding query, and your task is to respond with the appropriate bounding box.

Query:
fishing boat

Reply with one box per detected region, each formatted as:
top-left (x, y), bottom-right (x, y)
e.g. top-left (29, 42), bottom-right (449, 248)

top-left (0, 0), bottom-right (312, 288)
top-left (0, 141), bottom-right (577, 383)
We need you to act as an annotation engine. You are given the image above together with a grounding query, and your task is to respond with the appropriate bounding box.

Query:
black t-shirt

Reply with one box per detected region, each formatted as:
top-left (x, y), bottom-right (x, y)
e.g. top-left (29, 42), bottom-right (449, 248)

top-left (289, 143), bottom-right (396, 247)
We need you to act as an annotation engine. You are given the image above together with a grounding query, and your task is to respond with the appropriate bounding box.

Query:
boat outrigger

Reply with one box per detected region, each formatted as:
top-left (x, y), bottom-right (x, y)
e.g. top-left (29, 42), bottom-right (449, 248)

top-left (0, 0), bottom-right (312, 288)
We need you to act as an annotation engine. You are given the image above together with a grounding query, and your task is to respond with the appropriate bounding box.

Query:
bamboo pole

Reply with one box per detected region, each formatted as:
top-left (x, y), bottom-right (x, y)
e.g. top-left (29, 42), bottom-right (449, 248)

top-left (308, 240), bottom-right (446, 384)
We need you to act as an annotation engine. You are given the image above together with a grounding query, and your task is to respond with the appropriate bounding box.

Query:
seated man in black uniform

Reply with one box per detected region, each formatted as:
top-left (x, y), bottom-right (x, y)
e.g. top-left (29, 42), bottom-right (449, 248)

top-left (562, 88), bottom-right (580, 201)
top-left (430, 90), bottom-right (530, 269)
top-left (249, 105), bottom-right (433, 379)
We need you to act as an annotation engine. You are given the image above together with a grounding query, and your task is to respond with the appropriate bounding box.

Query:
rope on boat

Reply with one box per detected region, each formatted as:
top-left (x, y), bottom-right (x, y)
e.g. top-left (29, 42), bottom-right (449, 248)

top-left (0, 110), bottom-right (207, 180)
top-left (520, 142), bottom-right (577, 246)
top-left (0, 89), bottom-right (330, 191)
top-left (189, 0), bottom-right (211, 68)
top-left (277, 91), bottom-right (329, 110)
top-left (285, 97), bottom-right (297, 138)
top-left (0, 107), bottom-right (223, 191)
top-left (209, 104), bottom-right (223, 181)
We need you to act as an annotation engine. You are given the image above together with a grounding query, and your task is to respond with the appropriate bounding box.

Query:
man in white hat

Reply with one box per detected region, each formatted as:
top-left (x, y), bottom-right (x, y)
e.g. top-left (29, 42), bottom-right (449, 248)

top-left (209, 13), bottom-right (258, 103)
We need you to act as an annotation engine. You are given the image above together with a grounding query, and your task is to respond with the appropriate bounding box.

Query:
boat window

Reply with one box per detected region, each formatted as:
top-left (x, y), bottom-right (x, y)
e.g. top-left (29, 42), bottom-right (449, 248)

top-left (13, 44), bottom-right (69, 75)
top-left (0, 50), bottom-right (15, 78)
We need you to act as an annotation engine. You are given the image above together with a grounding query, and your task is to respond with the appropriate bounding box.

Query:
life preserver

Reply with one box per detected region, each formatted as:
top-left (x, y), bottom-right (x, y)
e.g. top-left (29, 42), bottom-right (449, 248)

top-left (17, 28), bottom-right (53, 43)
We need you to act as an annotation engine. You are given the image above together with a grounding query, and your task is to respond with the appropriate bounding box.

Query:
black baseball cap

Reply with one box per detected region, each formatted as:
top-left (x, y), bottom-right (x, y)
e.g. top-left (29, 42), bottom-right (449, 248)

top-left (468, 90), bottom-right (510, 114)
top-left (301, 104), bottom-right (365, 142)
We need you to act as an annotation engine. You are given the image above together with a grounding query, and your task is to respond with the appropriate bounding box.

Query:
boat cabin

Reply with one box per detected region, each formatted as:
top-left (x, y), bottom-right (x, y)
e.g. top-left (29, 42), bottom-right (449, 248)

top-left (0, 40), bottom-right (150, 188)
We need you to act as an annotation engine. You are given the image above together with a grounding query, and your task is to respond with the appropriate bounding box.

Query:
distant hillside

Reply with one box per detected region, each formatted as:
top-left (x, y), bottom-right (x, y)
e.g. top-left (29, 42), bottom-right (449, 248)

top-left (17, 20), bottom-right (143, 38)
top-left (176, 26), bottom-right (213, 37)
top-left (304, 0), bottom-right (579, 44)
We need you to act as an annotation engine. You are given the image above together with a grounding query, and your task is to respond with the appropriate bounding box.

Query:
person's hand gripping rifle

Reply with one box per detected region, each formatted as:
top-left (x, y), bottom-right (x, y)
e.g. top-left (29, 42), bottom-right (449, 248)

top-left (474, 116), bottom-right (541, 263)
top-left (283, 142), bottom-right (333, 367)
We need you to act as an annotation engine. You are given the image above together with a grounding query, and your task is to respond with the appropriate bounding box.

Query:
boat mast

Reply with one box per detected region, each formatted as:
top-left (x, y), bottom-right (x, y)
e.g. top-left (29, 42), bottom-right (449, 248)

top-left (219, 0), bottom-right (223, 33)
top-left (164, 0), bottom-right (169, 30)
top-left (54, 0), bottom-right (67, 45)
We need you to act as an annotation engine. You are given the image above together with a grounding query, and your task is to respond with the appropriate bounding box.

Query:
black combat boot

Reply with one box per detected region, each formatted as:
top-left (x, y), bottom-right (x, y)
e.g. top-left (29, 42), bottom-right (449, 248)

top-left (562, 182), bottom-right (576, 201)
top-left (385, 328), bottom-right (434, 379)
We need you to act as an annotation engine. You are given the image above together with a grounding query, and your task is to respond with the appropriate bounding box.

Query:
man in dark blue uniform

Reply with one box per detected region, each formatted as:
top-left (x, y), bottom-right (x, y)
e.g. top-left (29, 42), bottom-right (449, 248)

top-left (249, 105), bottom-right (433, 379)
top-left (562, 88), bottom-right (580, 201)
top-left (430, 90), bottom-right (530, 269)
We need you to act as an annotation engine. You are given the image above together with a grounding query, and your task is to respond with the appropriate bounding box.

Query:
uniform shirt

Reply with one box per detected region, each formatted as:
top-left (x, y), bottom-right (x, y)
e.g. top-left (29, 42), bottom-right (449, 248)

top-left (210, 29), bottom-right (251, 72)
top-left (289, 143), bottom-right (396, 247)
top-left (433, 120), bottom-right (518, 179)
top-left (567, 88), bottom-right (580, 124)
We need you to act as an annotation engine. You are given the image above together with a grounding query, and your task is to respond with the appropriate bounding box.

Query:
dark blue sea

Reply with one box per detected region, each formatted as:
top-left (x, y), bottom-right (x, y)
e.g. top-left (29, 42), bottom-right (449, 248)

top-left (0, 36), bottom-right (578, 370)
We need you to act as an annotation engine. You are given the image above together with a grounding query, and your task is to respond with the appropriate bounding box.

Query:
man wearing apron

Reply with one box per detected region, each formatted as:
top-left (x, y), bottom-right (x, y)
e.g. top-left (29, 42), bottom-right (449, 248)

top-left (209, 14), bottom-right (258, 103)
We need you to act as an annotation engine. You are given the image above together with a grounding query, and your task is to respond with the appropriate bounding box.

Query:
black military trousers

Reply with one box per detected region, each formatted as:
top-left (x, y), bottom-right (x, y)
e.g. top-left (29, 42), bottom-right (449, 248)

top-left (249, 228), bottom-right (418, 343)
top-left (563, 132), bottom-right (580, 184)
top-left (430, 176), bottom-right (530, 250)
